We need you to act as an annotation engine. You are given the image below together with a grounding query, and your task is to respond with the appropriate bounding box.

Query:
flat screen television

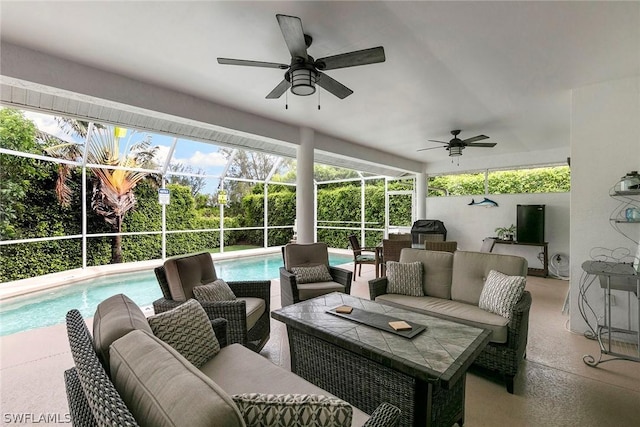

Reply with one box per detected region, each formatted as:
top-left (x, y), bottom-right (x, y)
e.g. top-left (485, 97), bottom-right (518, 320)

top-left (517, 204), bottom-right (545, 243)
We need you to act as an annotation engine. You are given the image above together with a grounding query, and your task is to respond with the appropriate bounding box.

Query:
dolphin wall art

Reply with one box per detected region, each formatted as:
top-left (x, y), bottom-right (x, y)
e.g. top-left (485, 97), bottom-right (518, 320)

top-left (468, 197), bottom-right (498, 207)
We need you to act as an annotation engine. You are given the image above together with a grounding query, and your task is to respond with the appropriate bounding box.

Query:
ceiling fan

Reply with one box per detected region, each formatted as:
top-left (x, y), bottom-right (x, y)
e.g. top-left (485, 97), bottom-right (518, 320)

top-left (217, 14), bottom-right (385, 100)
top-left (418, 130), bottom-right (497, 157)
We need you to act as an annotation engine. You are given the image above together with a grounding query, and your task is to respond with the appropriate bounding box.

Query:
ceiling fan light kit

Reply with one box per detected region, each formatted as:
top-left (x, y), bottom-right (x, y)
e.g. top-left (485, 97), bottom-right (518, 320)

top-left (217, 14), bottom-right (385, 101)
top-left (290, 67), bottom-right (317, 96)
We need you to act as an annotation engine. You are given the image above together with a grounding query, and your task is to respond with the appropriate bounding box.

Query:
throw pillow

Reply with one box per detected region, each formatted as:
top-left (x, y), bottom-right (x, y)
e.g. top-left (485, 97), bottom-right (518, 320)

top-left (193, 279), bottom-right (236, 301)
top-left (291, 264), bottom-right (333, 284)
top-left (232, 393), bottom-right (353, 427)
top-left (386, 261), bottom-right (424, 296)
top-left (147, 299), bottom-right (220, 368)
top-left (478, 269), bottom-right (526, 319)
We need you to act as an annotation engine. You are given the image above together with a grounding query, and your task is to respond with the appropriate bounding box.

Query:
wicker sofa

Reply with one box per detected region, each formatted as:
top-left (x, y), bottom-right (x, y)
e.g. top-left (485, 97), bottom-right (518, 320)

top-left (64, 294), bottom-right (401, 426)
top-left (369, 249), bottom-right (531, 393)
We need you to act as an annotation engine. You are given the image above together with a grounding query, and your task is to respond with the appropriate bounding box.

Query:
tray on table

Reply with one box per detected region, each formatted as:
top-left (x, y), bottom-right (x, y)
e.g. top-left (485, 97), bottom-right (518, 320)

top-left (326, 306), bottom-right (426, 338)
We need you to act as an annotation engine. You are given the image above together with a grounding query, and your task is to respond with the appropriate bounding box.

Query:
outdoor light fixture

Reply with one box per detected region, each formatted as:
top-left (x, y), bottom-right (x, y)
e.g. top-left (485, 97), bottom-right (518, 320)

top-left (448, 145), bottom-right (463, 157)
top-left (290, 68), bottom-right (317, 96)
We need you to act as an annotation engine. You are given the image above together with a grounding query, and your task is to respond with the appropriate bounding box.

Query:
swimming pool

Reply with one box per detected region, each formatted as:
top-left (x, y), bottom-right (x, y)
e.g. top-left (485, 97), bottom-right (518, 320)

top-left (0, 253), bottom-right (353, 336)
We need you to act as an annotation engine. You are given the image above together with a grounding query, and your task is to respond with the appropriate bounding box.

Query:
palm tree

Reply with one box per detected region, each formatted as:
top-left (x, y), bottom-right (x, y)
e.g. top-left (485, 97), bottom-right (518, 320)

top-left (43, 121), bottom-right (158, 263)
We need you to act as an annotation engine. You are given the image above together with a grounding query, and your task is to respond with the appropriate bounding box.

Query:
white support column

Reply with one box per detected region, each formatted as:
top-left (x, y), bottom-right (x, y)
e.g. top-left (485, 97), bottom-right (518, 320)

top-left (416, 172), bottom-right (427, 220)
top-left (297, 127), bottom-right (315, 243)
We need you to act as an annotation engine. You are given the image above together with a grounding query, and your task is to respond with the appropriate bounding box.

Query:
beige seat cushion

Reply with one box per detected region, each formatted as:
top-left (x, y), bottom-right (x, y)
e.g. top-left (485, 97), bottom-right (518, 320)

top-left (110, 330), bottom-right (244, 427)
top-left (238, 297), bottom-right (266, 330)
top-left (375, 294), bottom-right (509, 343)
top-left (451, 251), bottom-right (527, 305)
top-left (93, 293), bottom-right (152, 367)
top-left (200, 343), bottom-right (370, 426)
top-left (297, 281), bottom-right (346, 301)
top-left (164, 252), bottom-right (217, 301)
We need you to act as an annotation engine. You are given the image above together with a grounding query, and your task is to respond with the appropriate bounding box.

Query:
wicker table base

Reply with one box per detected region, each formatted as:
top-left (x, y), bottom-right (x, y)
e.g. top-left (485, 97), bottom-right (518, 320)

top-left (272, 293), bottom-right (490, 427)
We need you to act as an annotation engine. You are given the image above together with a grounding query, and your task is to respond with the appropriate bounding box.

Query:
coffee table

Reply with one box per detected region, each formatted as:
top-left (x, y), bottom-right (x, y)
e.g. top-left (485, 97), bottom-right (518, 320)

top-left (271, 292), bottom-right (491, 427)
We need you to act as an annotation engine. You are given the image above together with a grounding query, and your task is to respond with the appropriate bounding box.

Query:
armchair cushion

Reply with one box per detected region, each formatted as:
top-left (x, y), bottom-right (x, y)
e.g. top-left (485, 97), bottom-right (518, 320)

top-left (231, 393), bottom-right (353, 427)
top-left (148, 299), bottom-right (220, 368)
top-left (291, 264), bottom-right (334, 284)
top-left (240, 297), bottom-right (266, 330)
top-left (93, 293), bottom-right (152, 368)
top-left (164, 252), bottom-right (217, 301)
top-left (110, 329), bottom-right (244, 427)
top-left (193, 279), bottom-right (236, 301)
top-left (386, 261), bottom-right (424, 297)
top-left (297, 282), bottom-right (346, 301)
top-left (478, 270), bottom-right (526, 320)
top-left (283, 242), bottom-right (330, 270)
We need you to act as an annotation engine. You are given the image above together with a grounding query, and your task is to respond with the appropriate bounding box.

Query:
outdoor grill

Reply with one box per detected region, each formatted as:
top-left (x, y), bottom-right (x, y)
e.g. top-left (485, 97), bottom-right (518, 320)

top-left (410, 220), bottom-right (447, 245)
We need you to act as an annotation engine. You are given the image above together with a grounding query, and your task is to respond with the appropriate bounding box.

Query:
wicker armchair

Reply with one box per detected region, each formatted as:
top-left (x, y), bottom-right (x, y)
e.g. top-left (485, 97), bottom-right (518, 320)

top-left (380, 239), bottom-right (412, 276)
top-left (280, 242), bottom-right (353, 307)
top-left (348, 235), bottom-right (379, 278)
top-left (153, 252), bottom-right (270, 352)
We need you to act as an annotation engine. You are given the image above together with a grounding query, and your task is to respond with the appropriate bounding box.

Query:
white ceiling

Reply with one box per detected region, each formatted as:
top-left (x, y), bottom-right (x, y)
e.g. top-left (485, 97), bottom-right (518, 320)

top-left (1, 1), bottom-right (639, 174)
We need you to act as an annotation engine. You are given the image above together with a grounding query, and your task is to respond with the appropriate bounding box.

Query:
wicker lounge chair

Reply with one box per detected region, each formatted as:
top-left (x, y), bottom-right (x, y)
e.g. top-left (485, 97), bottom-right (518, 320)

top-left (424, 240), bottom-right (458, 253)
top-left (153, 252), bottom-right (270, 352)
top-left (280, 242), bottom-right (352, 307)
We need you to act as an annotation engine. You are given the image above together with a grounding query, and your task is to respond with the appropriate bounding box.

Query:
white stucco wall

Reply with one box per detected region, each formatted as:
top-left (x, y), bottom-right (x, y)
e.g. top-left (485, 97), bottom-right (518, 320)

top-left (570, 76), bottom-right (640, 334)
top-left (426, 192), bottom-right (570, 271)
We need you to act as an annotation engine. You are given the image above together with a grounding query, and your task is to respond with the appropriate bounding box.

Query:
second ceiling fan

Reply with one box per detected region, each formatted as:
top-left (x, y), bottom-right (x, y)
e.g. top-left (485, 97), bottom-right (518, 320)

top-left (217, 14), bottom-right (386, 100)
top-left (418, 130), bottom-right (497, 157)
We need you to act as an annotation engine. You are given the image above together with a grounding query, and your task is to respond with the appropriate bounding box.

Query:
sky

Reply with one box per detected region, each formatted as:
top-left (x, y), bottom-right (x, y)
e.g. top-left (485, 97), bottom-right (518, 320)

top-left (23, 110), bottom-right (228, 173)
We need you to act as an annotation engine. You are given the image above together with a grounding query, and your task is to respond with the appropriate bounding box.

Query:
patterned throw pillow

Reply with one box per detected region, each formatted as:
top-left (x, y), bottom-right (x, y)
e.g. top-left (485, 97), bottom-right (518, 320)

top-left (232, 393), bottom-right (353, 427)
top-left (193, 279), bottom-right (236, 301)
top-left (478, 269), bottom-right (526, 319)
top-left (148, 299), bottom-right (220, 368)
top-left (386, 261), bottom-right (424, 296)
top-left (291, 265), bottom-right (334, 284)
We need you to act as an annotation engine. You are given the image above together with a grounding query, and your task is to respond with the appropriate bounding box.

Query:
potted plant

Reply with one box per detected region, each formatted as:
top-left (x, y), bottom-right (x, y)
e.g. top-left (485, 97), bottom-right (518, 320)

top-left (495, 224), bottom-right (516, 241)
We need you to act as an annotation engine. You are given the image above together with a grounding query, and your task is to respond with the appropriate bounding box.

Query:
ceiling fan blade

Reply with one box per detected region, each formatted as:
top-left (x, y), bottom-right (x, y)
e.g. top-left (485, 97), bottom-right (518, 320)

top-left (417, 146), bottom-right (446, 152)
top-left (218, 58), bottom-right (289, 69)
top-left (462, 134), bottom-right (489, 144)
top-left (266, 80), bottom-right (291, 99)
top-left (466, 142), bottom-right (497, 148)
top-left (316, 72), bottom-right (353, 99)
top-left (427, 139), bottom-right (449, 145)
top-left (315, 46), bottom-right (386, 71)
top-left (276, 14), bottom-right (308, 60)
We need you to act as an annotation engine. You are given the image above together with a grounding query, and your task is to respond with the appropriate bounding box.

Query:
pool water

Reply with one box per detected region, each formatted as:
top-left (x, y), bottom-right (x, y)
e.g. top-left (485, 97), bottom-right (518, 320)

top-left (0, 253), bottom-right (353, 337)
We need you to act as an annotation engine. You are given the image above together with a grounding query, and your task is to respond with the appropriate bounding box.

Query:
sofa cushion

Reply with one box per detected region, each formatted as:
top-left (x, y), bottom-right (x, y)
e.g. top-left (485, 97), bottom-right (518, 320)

top-left (93, 293), bottom-right (152, 368)
top-left (232, 393), bottom-right (353, 427)
top-left (386, 261), bottom-right (424, 297)
top-left (291, 264), bottom-right (334, 284)
top-left (109, 329), bottom-right (244, 427)
top-left (478, 270), bottom-right (526, 320)
top-left (399, 249), bottom-right (453, 299)
top-left (148, 299), bottom-right (220, 368)
top-left (193, 279), bottom-right (237, 301)
top-left (297, 282), bottom-right (346, 301)
top-left (199, 343), bottom-right (370, 426)
top-left (164, 252), bottom-right (217, 301)
top-left (375, 294), bottom-right (509, 343)
top-left (451, 251), bottom-right (527, 305)
top-left (284, 242), bottom-right (330, 270)
top-left (239, 297), bottom-right (266, 330)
